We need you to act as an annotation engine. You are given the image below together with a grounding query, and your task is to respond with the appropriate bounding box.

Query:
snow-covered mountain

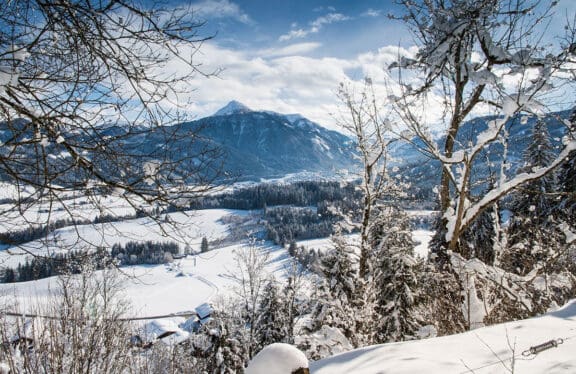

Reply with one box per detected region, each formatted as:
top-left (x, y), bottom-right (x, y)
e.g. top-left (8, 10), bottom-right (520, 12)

top-left (0, 102), bottom-right (357, 185)
top-left (389, 110), bottom-right (572, 199)
top-left (212, 100), bottom-right (252, 116)
top-left (3, 102), bottom-right (570, 190)
top-left (178, 101), bottom-right (357, 180)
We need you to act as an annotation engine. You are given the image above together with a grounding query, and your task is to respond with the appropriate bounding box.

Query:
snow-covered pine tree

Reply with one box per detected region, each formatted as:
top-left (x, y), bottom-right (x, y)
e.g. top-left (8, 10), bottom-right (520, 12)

top-left (557, 109), bottom-right (576, 225)
top-left (371, 206), bottom-right (423, 343)
top-left (461, 202), bottom-right (496, 265)
top-left (310, 233), bottom-right (362, 346)
top-left (503, 119), bottom-right (559, 275)
top-left (418, 264), bottom-right (468, 335)
top-left (189, 308), bottom-right (248, 373)
top-left (511, 119), bottom-right (557, 224)
top-left (255, 279), bottom-right (292, 352)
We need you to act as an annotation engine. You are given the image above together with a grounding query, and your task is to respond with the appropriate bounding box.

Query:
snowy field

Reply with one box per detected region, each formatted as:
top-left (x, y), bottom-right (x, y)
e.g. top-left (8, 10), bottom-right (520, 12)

top-left (0, 190), bottom-right (139, 234)
top-left (0, 240), bottom-right (292, 318)
top-left (0, 208), bottom-right (245, 268)
top-left (3, 203), bottom-right (576, 373)
top-left (0, 206), bottom-right (292, 345)
top-left (0, 207), bottom-right (294, 315)
top-left (0, 206), bottom-right (433, 317)
top-left (311, 299), bottom-right (576, 373)
top-left (296, 230), bottom-right (434, 260)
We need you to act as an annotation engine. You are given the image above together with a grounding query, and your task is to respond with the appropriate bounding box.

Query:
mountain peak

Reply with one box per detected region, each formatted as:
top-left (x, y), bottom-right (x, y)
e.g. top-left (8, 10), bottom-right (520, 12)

top-left (213, 101), bottom-right (252, 116)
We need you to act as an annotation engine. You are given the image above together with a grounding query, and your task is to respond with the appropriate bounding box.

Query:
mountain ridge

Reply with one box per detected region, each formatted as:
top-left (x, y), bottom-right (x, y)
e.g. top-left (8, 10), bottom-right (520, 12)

top-left (179, 103), bottom-right (357, 180)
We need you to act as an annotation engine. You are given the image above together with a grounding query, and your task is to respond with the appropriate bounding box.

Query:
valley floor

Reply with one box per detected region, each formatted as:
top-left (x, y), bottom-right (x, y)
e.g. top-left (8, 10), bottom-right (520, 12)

top-left (8, 207), bottom-right (571, 373)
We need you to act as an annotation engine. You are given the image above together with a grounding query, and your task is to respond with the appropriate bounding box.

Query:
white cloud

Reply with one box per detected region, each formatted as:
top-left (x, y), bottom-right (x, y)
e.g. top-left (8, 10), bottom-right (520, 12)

top-left (168, 42), bottom-right (356, 129)
top-left (181, 44), bottom-right (421, 130)
top-left (313, 6), bottom-right (336, 13)
top-left (279, 13), bottom-right (351, 42)
top-left (311, 13), bottom-right (350, 30)
top-left (154, 41), bottom-right (452, 133)
top-left (361, 8), bottom-right (382, 17)
top-left (259, 42), bottom-right (322, 58)
top-left (192, 0), bottom-right (252, 24)
top-left (279, 29), bottom-right (309, 42)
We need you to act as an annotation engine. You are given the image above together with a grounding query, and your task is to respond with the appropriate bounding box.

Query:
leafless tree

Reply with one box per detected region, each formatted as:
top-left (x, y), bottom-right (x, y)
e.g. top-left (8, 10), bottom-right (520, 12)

top-left (336, 79), bottom-right (409, 279)
top-left (228, 238), bottom-right (271, 359)
top-left (0, 267), bottom-right (136, 373)
top-left (389, 0), bottom-right (576, 258)
top-left (0, 0), bottom-right (224, 254)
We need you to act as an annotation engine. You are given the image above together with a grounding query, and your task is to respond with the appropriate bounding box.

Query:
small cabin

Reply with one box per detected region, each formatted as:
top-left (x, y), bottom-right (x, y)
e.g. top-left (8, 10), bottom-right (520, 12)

top-left (134, 319), bottom-right (189, 347)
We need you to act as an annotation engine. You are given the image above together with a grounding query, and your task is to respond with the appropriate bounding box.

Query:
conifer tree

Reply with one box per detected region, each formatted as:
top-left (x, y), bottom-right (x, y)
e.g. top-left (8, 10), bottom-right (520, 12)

top-left (312, 234), bottom-right (360, 345)
top-left (510, 119), bottom-right (557, 224)
top-left (557, 109), bottom-right (576, 225)
top-left (201, 237), bottom-right (209, 253)
top-left (461, 204), bottom-right (496, 265)
top-left (255, 280), bottom-right (291, 351)
top-left (190, 310), bottom-right (248, 373)
top-left (371, 206), bottom-right (422, 343)
top-left (504, 119), bottom-right (559, 275)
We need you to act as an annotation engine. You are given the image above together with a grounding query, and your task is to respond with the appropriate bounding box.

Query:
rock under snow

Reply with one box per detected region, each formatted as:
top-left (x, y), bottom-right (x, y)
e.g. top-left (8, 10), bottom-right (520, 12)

top-left (246, 343), bottom-right (309, 374)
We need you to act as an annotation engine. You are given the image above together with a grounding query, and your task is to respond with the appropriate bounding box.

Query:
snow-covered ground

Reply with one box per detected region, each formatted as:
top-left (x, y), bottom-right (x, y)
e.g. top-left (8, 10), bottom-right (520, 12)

top-left (296, 230), bottom-right (433, 260)
top-left (413, 229), bottom-right (433, 259)
top-left (296, 237), bottom-right (334, 254)
top-left (0, 240), bottom-right (291, 317)
top-left (126, 241), bottom-right (291, 316)
top-left (0, 208), bottom-right (244, 268)
top-left (3, 201), bottom-right (576, 373)
top-left (0, 192), bottom-right (138, 234)
top-left (311, 299), bottom-right (576, 373)
top-left (0, 207), bottom-right (295, 326)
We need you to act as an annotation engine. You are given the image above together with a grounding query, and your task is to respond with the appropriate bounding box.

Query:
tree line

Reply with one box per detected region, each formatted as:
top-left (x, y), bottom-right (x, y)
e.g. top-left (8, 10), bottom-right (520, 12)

top-left (1, 241), bottom-right (181, 283)
top-left (188, 180), bottom-right (362, 211)
top-left (110, 241), bottom-right (180, 266)
top-left (1, 248), bottom-right (111, 283)
top-left (0, 213), bottom-right (138, 247)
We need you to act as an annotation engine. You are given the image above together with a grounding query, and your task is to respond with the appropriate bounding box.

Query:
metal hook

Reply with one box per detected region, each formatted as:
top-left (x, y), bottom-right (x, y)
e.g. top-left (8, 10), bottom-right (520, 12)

top-left (522, 339), bottom-right (564, 357)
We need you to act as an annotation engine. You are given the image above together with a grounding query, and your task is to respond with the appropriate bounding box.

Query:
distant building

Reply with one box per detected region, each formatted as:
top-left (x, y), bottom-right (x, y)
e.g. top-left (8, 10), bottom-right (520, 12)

top-left (180, 302), bottom-right (214, 333)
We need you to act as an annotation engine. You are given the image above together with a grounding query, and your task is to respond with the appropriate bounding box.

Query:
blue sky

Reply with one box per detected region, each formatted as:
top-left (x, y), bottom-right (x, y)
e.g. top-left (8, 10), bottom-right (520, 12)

top-left (196, 0), bottom-right (408, 57)
top-left (173, 0), bottom-right (412, 128)
top-left (173, 0), bottom-right (576, 130)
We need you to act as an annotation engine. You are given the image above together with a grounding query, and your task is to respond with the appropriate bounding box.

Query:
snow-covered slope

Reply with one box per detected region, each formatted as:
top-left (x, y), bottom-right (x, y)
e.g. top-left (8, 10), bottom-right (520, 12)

top-left (0, 208), bottom-right (238, 268)
top-left (0, 240), bottom-right (290, 318)
top-left (311, 300), bottom-right (576, 374)
top-left (181, 101), bottom-right (356, 180)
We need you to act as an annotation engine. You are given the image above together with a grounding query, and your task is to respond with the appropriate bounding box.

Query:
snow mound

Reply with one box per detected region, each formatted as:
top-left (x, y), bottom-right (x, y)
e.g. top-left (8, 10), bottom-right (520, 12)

top-left (246, 343), bottom-right (309, 374)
